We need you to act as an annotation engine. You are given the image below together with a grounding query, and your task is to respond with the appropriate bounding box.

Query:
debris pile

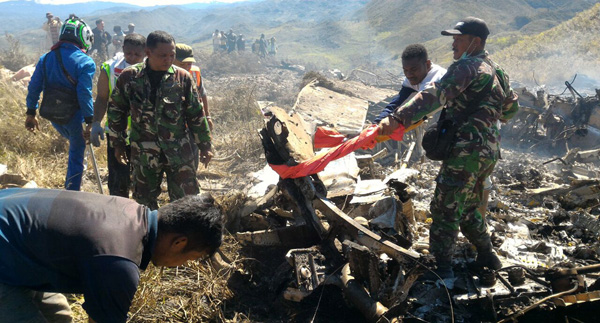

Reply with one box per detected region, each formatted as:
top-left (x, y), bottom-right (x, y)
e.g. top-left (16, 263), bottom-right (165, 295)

top-left (224, 77), bottom-right (600, 322)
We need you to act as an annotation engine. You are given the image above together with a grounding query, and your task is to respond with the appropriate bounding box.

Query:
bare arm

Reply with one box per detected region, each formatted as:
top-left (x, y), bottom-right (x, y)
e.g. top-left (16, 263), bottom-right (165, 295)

top-left (93, 69), bottom-right (110, 123)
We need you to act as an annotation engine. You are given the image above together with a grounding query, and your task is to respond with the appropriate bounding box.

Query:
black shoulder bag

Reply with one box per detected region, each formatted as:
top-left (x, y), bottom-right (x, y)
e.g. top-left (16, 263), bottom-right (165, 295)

top-left (39, 49), bottom-right (80, 125)
top-left (421, 67), bottom-right (496, 161)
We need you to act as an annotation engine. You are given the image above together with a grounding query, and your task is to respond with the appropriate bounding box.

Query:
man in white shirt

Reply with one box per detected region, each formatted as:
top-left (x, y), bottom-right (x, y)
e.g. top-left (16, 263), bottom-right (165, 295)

top-left (374, 44), bottom-right (446, 123)
top-left (374, 44), bottom-right (447, 158)
top-left (212, 29), bottom-right (221, 53)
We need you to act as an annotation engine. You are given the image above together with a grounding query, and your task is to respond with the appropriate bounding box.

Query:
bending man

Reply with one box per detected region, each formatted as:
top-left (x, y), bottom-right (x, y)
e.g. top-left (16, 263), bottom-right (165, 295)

top-left (0, 188), bottom-right (223, 323)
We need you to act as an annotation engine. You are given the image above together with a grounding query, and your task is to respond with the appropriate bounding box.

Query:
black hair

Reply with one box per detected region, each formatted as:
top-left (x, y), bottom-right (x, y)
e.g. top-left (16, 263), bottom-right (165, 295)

top-left (157, 193), bottom-right (223, 255)
top-left (401, 44), bottom-right (428, 62)
top-left (146, 30), bottom-right (175, 50)
top-left (95, 19), bottom-right (103, 25)
top-left (124, 33), bottom-right (146, 48)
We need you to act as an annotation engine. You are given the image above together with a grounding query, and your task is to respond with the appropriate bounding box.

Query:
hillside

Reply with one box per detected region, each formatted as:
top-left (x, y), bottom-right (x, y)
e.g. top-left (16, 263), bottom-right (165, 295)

top-left (493, 3), bottom-right (600, 91)
top-left (360, 0), bottom-right (599, 65)
top-left (1, 0), bottom-right (599, 81)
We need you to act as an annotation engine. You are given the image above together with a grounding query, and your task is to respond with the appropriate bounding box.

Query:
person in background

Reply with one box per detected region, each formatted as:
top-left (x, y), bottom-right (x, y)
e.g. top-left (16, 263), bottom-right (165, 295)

top-left (0, 188), bottom-right (223, 323)
top-left (226, 29), bottom-right (237, 53)
top-left (125, 22), bottom-right (135, 35)
top-left (237, 34), bottom-right (246, 52)
top-left (268, 36), bottom-right (277, 56)
top-left (25, 17), bottom-right (96, 191)
top-left (91, 18), bottom-right (112, 62)
top-left (174, 43), bottom-right (212, 130)
top-left (111, 25), bottom-right (125, 58)
top-left (42, 12), bottom-right (62, 50)
top-left (219, 31), bottom-right (227, 52)
top-left (212, 29), bottom-right (221, 53)
top-left (86, 33), bottom-right (146, 198)
top-left (258, 34), bottom-right (267, 58)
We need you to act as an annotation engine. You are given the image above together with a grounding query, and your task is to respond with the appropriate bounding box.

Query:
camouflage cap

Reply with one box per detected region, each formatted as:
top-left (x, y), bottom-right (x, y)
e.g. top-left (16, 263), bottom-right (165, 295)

top-left (175, 43), bottom-right (196, 63)
top-left (441, 17), bottom-right (490, 40)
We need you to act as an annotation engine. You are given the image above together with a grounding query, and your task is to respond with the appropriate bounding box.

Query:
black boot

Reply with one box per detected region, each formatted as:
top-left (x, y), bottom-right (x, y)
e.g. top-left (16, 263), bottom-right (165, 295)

top-left (422, 255), bottom-right (454, 281)
top-left (474, 250), bottom-right (502, 270)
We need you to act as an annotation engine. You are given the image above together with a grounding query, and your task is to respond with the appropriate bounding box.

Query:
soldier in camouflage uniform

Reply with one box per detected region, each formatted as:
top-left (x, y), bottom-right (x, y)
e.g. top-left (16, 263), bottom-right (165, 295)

top-left (380, 17), bottom-right (519, 279)
top-left (108, 30), bottom-right (212, 210)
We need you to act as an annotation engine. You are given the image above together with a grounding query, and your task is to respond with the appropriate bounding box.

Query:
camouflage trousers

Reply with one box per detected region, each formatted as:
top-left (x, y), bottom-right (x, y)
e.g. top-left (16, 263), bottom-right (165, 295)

top-left (429, 149), bottom-right (498, 264)
top-left (132, 152), bottom-right (199, 210)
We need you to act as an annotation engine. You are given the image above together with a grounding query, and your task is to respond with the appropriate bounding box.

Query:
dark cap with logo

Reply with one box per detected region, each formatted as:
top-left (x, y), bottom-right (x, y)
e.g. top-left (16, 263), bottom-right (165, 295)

top-left (441, 17), bottom-right (490, 40)
top-left (175, 43), bottom-right (196, 63)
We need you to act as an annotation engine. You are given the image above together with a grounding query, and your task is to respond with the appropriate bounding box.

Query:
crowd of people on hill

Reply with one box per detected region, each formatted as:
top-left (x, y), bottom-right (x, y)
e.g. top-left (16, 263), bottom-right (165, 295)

top-left (42, 12), bottom-right (136, 63)
top-left (212, 28), bottom-right (277, 57)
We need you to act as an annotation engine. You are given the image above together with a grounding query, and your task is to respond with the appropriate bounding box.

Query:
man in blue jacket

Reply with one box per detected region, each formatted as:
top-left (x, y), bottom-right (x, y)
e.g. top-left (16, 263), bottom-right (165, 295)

top-left (25, 17), bottom-right (96, 191)
top-left (0, 188), bottom-right (224, 323)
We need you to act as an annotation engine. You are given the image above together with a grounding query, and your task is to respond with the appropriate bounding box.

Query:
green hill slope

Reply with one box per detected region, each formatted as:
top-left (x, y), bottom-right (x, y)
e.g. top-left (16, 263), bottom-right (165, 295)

top-left (3, 0), bottom-right (599, 77)
top-left (493, 3), bottom-right (600, 90)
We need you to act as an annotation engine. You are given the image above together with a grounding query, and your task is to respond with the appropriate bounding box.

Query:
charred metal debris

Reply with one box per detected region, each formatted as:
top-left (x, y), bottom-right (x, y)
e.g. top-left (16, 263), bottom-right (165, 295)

top-left (227, 77), bottom-right (600, 323)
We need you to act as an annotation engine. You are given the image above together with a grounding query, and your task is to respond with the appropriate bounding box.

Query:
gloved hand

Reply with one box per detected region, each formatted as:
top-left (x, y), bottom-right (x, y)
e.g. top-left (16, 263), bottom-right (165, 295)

top-left (90, 121), bottom-right (105, 147)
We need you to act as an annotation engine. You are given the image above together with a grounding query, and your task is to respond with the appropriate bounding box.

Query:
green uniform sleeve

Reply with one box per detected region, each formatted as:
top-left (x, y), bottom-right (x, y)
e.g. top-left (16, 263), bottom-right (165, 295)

top-left (393, 86), bottom-right (441, 126)
top-left (497, 69), bottom-right (519, 122)
top-left (107, 70), bottom-right (131, 149)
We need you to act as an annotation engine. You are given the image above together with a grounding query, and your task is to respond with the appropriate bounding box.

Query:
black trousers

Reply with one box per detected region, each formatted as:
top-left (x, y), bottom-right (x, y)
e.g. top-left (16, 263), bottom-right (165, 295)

top-left (107, 136), bottom-right (131, 198)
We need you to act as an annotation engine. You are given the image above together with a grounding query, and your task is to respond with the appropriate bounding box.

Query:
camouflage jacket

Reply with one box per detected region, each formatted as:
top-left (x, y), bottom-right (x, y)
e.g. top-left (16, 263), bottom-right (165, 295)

top-left (393, 51), bottom-right (519, 158)
top-left (108, 60), bottom-right (211, 167)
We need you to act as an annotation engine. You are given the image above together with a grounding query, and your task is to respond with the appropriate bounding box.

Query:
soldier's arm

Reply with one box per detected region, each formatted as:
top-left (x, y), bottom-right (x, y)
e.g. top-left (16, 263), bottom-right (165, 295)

top-left (392, 86), bottom-right (441, 126)
top-left (499, 71), bottom-right (519, 122)
top-left (92, 68), bottom-right (110, 123)
top-left (500, 91), bottom-right (519, 122)
top-left (374, 86), bottom-right (416, 124)
top-left (107, 72), bottom-right (131, 149)
top-left (393, 60), bottom-right (485, 126)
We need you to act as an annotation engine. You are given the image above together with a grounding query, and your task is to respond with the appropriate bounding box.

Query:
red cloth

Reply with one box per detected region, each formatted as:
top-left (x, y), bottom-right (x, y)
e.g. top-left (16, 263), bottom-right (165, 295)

top-left (270, 124), bottom-right (405, 179)
top-left (313, 127), bottom-right (346, 148)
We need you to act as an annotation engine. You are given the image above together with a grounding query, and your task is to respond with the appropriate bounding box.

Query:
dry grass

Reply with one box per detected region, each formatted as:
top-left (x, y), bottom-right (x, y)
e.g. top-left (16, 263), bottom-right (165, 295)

top-left (209, 85), bottom-right (267, 175)
top-left (126, 234), bottom-right (243, 323)
top-left (0, 77), bottom-right (71, 188)
top-left (0, 33), bottom-right (33, 72)
top-left (0, 56), bottom-right (267, 322)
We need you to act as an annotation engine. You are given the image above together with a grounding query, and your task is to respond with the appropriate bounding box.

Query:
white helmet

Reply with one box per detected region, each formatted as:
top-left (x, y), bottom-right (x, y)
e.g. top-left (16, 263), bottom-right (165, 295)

top-left (60, 17), bottom-right (94, 52)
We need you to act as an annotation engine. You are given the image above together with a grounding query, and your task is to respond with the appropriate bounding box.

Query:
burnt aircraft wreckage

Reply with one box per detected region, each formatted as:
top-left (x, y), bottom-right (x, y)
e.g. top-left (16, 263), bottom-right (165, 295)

top-left (230, 75), bottom-right (600, 322)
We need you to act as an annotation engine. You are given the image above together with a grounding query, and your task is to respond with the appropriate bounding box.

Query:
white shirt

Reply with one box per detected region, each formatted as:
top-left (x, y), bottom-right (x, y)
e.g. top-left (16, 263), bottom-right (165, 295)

top-left (402, 63), bottom-right (447, 92)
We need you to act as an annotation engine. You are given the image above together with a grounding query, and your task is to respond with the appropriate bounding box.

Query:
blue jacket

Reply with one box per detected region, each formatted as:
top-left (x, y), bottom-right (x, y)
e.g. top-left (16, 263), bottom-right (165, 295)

top-left (373, 86), bottom-right (417, 124)
top-left (26, 42), bottom-right (96, 123)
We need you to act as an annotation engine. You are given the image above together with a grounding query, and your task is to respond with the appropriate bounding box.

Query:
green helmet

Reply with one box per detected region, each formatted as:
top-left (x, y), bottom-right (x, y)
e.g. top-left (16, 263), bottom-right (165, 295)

top-left (60, 18), bottom-right (94, 52)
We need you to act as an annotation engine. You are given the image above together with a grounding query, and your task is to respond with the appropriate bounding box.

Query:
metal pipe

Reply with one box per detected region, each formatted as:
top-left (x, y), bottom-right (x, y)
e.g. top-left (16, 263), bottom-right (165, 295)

top-left (497, 282), bottom-right (579, 323)
top-left (88, 144), bottom-right (104, 194)
top-left (570, 263), bottom-right (600, 275)
top-left (333, 263), bottom-right (388, 323)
